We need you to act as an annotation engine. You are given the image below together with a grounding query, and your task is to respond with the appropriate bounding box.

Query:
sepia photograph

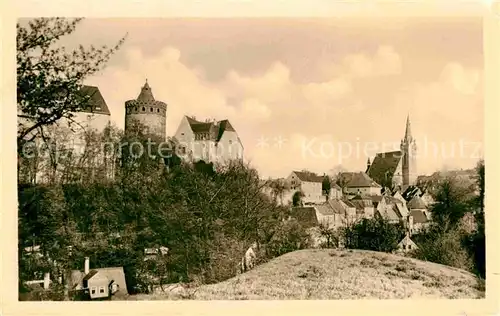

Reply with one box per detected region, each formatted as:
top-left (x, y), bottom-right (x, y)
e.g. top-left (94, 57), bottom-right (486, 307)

top-left (5, 0), bottom-right (498, 310)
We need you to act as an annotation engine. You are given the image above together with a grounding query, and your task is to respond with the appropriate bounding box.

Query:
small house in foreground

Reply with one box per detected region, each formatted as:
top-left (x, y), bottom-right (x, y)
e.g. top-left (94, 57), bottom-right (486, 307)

top-left (397, 234), bottom-right (419, 253)
top-left (69, 257), bottom-right (128, 300)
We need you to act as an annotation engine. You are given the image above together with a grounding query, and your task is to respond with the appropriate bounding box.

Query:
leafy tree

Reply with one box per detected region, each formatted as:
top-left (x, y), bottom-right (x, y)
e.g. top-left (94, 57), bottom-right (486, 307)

top-left (322, 175), bottom-right (331, 199)
top-left (430, 176), bottom-right (475, 232)
top-left (17, 18), bottom-right (126, 148)
top-left (292, 190), bottom-right (304, 207)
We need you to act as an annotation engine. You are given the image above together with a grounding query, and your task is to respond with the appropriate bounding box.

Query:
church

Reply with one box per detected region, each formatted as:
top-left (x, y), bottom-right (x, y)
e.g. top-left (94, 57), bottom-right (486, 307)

top-left (366, 115), bottom-right (417, 191)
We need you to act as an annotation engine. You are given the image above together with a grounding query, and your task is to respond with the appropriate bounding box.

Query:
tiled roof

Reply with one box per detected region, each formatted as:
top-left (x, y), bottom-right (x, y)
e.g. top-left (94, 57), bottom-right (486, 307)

top-left (326, 199), bottom-right (348, 214)
top-left (83, 269), bottom-right (99, 281)
top-left (410, 210), bottom-right (428, 224)
top-left (70, 266), bottom-right (128, 295)
top-left (408, 195), bottom-right (427, 210)
top-left (395, 202), bottom-right (409, 218)
top-left (290, 207), bottom-right (318, 228)
top-left (314, 204), bottom-right (335, 216)
top-left (344, 172), bottom-right (381, 188)
top-left (377, 206), bottom-right (400, 222)
top-left (185, 116), bottom-right (238, 143)
top-left (367, 151), bottom-right (403, 186)
top-left (78, 86), bottom-right (111, 115)
top-left (293, 171), bottom-right (324, 183)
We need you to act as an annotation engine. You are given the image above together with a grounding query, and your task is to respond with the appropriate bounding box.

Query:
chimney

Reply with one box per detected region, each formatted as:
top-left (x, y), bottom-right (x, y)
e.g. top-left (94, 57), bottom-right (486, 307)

top-left (43, 272), bottom-right (50, 290)
top-left (84, 257), bottom-right (90, 275)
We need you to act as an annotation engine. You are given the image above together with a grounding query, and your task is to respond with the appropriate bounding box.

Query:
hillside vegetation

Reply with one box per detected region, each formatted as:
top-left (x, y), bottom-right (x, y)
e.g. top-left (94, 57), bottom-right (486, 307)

top-left (132, 249), bottom-right (484, 300)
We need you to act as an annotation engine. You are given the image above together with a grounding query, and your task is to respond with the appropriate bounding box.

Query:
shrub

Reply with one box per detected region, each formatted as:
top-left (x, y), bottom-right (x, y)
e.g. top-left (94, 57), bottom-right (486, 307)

top-left (411, 228), bottom-right (474, 272)
top-left (266, 218), bottom-right (311, 257)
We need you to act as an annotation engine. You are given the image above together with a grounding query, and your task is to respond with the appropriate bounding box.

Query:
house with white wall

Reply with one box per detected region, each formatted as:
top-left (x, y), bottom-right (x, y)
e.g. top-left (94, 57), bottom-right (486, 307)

top-left (339, 172), bottom-right (382, 196)
top-left (286, 171), bottom-right (325, 205)
top-left (173, 115), bottom-right (244, 164)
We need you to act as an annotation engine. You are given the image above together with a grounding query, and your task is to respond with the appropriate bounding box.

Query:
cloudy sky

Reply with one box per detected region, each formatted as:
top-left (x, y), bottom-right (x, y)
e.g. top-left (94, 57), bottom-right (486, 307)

top-left (48, 15), bottom-right (483, 178)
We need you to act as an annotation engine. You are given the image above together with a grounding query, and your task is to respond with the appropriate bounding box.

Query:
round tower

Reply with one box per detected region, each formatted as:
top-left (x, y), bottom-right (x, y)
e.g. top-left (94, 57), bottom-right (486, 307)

top-left (124, 80), bottom-right (167, 141)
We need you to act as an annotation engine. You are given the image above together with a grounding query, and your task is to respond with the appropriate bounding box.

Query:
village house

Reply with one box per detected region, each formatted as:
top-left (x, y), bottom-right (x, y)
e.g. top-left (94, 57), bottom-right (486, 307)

top-left (397, 233), bottom-right (419, 253)
top-left (69, 257), bottom-right (128, 300)
top-left (338, 172), bottom-right (382, 197)
top-left (407, 194), bottom-right (431, 220)
top-left (348, 195), bottom-right (376, 219)
top-left (286, 171), bottom-right (325, 205)
top-left (173, 115), bottom-right (244, 164)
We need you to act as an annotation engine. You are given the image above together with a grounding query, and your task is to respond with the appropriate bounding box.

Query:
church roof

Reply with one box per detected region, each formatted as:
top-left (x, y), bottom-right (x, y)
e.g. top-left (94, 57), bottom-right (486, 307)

top-left (78, 85), bottom-right (111, 115)
top-left (367, 151), bottom-right (403, 185)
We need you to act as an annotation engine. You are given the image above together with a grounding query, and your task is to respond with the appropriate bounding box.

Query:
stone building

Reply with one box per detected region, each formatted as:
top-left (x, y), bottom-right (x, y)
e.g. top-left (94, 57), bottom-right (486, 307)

top-left (125, 80), bottom-right (167, 141)
top-left (173, 115), bottom-right (244, 164)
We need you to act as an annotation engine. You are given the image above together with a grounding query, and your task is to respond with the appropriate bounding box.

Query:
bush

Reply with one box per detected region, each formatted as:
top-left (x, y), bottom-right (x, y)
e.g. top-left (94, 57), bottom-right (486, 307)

top-left (266, 218), bottom-right (311, 257)
top-left (411, 228), bottom-right (474, 272)
top-left (341, 217), bottom-right (406, 253)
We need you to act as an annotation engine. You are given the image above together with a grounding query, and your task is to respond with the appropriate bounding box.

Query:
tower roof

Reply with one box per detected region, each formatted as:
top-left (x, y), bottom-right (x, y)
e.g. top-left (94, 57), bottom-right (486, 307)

top-left (404, 114), bottom-right (412, 141)
top-left (137, 79), bottom-right (155, 102)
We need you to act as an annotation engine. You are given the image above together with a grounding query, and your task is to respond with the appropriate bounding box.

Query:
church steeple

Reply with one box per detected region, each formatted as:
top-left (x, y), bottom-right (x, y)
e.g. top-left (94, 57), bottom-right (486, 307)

top-left (404, 114), bottom-right (412, 142)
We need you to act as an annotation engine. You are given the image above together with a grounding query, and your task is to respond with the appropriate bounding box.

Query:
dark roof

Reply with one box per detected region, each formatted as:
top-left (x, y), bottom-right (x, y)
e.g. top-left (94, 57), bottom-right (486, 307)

top-left (83, 269), bottom-right (99, 281)
top-left (410, 210), bottom-right (428, 223)
top-left (290, 207), bottom-right (318, 228)
top-left (344, 172), bottom-right (381, 188)
top-left (367, 151), bottom-right (403, 186)
top-left (342, 199), bottom-right (356, 208)
top-left (78, 86), bottom-right (111, 115)
top-left (292, 171), bottom-right (324, 183)
top-left (402, 185), bottom-right (422, 201)
top-left (185, 116), bottom-right (238, 143)
top-left (408, 195), bottom-right (427, 210)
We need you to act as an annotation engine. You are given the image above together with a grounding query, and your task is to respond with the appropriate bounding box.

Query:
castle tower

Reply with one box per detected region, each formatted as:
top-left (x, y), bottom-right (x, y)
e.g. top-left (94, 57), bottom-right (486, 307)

top-left (125, 80), bottom-right (167, 141)
top-left (400, 114), bottom-right (417, 187)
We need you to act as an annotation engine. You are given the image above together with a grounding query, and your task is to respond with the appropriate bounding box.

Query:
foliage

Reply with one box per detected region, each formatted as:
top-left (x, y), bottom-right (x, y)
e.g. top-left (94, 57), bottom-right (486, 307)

top-left (411, 227), bottom-right (474, 272)
top-left (17, 18), bottom-right (126, 148)
top-left (322, 175), bottom-right (331, 196)
top-left (292, 190), bottom-right (304, 207)
top-left (266, 219), bottom-right (311, 258)
top-left (341, 217), bottom-right (406, 253)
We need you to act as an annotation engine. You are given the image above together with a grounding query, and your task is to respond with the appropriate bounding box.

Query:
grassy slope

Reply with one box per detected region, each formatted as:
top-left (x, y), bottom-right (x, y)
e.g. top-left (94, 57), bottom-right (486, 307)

top-left (132, 249), bottom-right (485, 300)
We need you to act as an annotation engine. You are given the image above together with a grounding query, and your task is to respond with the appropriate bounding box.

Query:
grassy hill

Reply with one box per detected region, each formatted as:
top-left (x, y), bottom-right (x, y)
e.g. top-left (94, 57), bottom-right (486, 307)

top-left (131, 249), bottom-right (485, 300)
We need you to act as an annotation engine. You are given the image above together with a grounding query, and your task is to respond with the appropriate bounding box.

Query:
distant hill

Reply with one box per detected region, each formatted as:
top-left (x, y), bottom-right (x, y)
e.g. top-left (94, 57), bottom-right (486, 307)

top-left (131, 249), bottom-right (484, 300)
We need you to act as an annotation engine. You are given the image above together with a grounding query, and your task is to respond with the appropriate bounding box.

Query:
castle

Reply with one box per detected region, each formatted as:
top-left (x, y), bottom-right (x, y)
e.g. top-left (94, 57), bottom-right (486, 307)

top-left (366, 115), bottom-right (417, 191)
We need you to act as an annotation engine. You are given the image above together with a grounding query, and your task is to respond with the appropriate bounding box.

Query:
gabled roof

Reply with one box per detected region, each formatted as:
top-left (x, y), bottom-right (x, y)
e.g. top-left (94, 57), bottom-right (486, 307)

top-left (326, 199), bottom-right (349, 214)
top-left (78, 86), bottom-right (111, 115)
top-left (377, 206), bottom-right (400, 222)
top-left (314, 204), bottom-right (335, 216)
top-left (292, 171), bottom-right (324, 183)
top-left (410, 209), bottom-right (428, 224)
top-left (344, 172), bottom-right (381, 188)
top-left (185, 116), bottom-right (239, 143)
top-left (83, 269), bottom-right (99, 281)
top-left (408, 195), bottom-right (427, 210)
top-left (402, 185), bottom-right (422, 201)
top-left (367, 151), bottom-right (403, 185)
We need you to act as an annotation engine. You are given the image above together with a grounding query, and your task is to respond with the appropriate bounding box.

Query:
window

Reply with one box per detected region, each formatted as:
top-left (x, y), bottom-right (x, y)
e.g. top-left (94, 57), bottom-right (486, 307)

top-left (99, 286), bottom-right (105, 294)
top-left (408, 244), bottom-right (412, 250)
top-left (150, 107), bottom-right (153, 112)
top-left (135, 107), bottom-right (137, 111)
top-left (229, 140), bottom-right (233, 144)
top-left (91, 287), bottom-right (96, 295)
top-left (142, 107), bottom-right (145, 111)
top-left (157, 109), bottom-right (160, 113)
top-left (181, 133), bottom-right (185, 136)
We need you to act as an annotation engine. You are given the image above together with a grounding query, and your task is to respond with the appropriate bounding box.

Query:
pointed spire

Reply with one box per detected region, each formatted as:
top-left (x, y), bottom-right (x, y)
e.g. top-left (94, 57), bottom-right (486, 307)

top-left (137, 79), bottom-right (155, 101)
top-left (404, 113), bottom-right (412, 141)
